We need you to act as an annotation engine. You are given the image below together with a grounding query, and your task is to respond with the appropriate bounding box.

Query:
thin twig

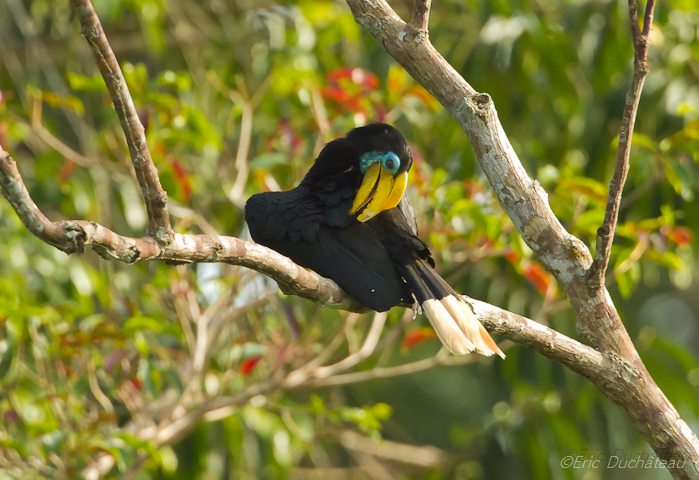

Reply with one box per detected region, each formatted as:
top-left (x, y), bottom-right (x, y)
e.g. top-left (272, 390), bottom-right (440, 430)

top-left (28, 95), bottom-right (113, 171)
top-left (283, 313), bottom-right (364, 387)
top-left (84, 306), bottom-right (589, 480)
top-left (228, 102), bottom-right (253, 206)
top-left (339, 430), bottom-right (449, 468)
top-left (313, 312), bottom-right (388, 378)
top-left (70, 0), bottom-right (173, 243)
top-left (586, 0), bottom-right (655, 286)
top-left (306, 349), bottom-right (452, 387)
top-left (410, 0), bottom-right (432, 32)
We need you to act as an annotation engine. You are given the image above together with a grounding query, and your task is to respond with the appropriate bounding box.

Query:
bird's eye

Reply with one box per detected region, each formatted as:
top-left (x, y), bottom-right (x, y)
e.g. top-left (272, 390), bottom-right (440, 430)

top-left (382, 152), bottom-right (400, 173)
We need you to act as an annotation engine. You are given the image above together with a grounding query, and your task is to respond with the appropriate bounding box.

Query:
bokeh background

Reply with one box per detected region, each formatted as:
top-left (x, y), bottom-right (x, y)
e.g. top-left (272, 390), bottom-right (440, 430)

top-left (0, 0), bottom-right (698, 478)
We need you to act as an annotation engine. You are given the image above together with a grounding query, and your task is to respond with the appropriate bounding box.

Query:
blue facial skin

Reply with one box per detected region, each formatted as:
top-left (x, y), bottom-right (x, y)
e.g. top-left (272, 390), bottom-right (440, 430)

top-left (359, 151), bottom-right (401, 174)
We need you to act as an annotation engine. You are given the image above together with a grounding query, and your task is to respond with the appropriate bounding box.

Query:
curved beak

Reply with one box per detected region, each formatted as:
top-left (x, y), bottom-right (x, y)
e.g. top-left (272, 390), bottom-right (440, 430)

top-left (349, 163), bottom-right (408, 222)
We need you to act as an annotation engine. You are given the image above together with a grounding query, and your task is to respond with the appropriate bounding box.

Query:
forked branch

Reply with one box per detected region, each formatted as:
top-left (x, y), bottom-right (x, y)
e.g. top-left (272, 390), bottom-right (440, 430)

top-left (70, 0), bottom-right (173, 243)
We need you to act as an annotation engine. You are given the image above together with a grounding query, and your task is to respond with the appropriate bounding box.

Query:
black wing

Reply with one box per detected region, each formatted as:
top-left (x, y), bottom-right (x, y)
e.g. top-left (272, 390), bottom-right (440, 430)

top-left (245, 186), bottom-right (412, 312)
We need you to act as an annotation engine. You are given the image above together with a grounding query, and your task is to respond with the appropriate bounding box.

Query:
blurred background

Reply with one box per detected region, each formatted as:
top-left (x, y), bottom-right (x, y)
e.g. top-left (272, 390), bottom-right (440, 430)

top-left (0, 0), bottom-right (698, 478)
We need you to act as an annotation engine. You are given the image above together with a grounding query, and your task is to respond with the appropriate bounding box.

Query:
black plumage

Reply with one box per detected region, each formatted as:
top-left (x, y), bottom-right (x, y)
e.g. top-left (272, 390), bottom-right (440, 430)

top-left (245, 123), bottom-right (503, 357)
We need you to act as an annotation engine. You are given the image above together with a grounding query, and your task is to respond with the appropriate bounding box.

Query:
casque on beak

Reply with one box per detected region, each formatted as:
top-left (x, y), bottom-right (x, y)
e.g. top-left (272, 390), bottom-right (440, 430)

top-left (349, 163), bottom-right (408, 222)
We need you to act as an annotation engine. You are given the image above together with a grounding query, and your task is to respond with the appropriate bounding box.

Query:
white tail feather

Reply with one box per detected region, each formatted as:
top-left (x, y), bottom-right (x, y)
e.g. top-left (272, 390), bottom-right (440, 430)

top-left (422, 299), bottom-right (475, 355)
top-left (423, 296), bottom-right (505, 358)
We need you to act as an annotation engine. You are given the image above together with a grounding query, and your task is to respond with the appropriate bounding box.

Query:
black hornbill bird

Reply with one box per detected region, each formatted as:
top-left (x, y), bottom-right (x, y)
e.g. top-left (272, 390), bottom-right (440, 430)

top-left (245, 123), bottom-right (504, 357)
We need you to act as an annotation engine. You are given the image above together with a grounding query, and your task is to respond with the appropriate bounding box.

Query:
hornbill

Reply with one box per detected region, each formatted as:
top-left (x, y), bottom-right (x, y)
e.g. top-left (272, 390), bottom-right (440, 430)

top-left (245, 123), bottom-right (504, 357)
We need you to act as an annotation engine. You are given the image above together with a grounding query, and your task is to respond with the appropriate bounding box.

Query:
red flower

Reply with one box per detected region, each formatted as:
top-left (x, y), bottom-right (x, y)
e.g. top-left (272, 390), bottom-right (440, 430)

top-left (240, 356), bottom-right (263, 376)
top-left (327, 67), bottom-right (379, 90)
top-left (668, 226), bottom-right (692, 246)
top-left (524, 262), bottom-right (551, 296)
top-left (168, 158), bottom-right (192, 202)
top-left (59, 159), bottom-right (74, 185)
top-left (321, 86), bottom-right (350, 103)
top-left (402, 327), bottom-right (437, 350)
top-left (322, 68), bottom-right (380, 114)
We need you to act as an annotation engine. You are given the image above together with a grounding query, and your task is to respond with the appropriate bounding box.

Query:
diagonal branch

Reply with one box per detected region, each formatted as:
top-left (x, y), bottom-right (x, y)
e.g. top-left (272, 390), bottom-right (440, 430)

top-left (0, 144), bottom-right (603, 373)
top-left (586, 0), bottom-right (656, 286)
top-left (70, 0), bottom-right (173, 243)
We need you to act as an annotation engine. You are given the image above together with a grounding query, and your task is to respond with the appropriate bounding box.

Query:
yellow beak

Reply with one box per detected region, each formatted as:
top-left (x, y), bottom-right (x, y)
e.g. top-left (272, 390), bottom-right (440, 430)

top-left (349, 163), bottom-right (408, 222)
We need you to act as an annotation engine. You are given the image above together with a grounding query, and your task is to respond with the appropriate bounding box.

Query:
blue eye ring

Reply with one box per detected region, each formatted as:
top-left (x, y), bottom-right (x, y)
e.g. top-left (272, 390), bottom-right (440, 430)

top-left (381, 152), bottom-right (400, 173)
top-left (359, 151), bottom-right (401, 174)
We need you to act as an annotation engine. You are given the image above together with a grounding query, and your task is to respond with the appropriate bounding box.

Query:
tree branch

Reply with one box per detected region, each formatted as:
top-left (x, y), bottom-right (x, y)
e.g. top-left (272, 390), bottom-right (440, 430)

top-left (0, 142), bottom-right (608, 375)
top-left (0, 146), bottom-right (362, 312)
top-left (410, 0), bottom-right (432, 32)
top-left (70, 0), bottom-right (173, 243)
top-left (344, 1), bottom-right (699, 478)
top-left (586, 0), bottom-right (656, 286)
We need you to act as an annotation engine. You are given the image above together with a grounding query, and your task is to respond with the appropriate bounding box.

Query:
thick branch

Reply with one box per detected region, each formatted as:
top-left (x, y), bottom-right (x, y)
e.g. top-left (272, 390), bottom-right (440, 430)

top-left (586, 0), bottom-right (655, 286)
top-left (345, 1), bottom-right (699, 478)
top-left (70, 0), bottom-right (173, 243)
top-left (0, 145), bottom-right (604, 371)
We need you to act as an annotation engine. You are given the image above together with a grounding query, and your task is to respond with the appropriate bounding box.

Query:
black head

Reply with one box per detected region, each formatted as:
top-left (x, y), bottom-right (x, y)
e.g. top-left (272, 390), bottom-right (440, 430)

top-left (345, 123), bottom-right (413, 176)
top-left (305, 123), bottom-right (413, 181)
top-left (305, 123), bottom-right (413, 222)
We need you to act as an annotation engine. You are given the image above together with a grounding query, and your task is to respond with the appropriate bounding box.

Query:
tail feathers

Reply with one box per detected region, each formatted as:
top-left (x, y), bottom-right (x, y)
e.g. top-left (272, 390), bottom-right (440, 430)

top-left (439, 295), bottom-right (505, 358)
top-left (422, 298), bottom-right (476, 355)
top-left (401, 261), bottom-right (505, 358)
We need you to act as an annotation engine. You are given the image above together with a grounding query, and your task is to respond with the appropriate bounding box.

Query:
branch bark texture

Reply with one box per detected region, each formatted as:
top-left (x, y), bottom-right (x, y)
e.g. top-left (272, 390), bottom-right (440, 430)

top-left (344, 0), bottom-right (699, 478)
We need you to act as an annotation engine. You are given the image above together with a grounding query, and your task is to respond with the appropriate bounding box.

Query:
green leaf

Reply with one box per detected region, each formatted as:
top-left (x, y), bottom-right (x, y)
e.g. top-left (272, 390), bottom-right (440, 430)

top-left (558, 177), bottom-right (607, 203)
top-left (123, 316), bottom-right (166, 334)
top-left (67, 72), bottom-right (108, 92)
top-left (573, 209), bottom-right (605, 234)
top-left (645, 250), bottom-right (682, 270)
top-left (251, 153), bottom-right (289, 170)
top-left (629, 132), bottom-right (658, 151)
top-left (615, 270), bottom-right (635, 298)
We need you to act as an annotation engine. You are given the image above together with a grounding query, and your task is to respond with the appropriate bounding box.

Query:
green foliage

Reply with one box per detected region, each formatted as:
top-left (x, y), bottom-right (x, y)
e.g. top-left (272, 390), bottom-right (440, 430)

top-left (0, 0), bottom-right (697, 479)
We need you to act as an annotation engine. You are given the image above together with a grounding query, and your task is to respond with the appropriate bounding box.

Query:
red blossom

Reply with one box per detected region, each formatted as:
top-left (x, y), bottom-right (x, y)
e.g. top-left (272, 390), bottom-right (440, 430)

top-left (322, 67), bottom-right (380, 114)
top-left (668, 226), bottom-right (692, 246)
top-left (240, 356), bottom-right (263, 376)
top-left (402, 327), bottom-right (437, 350)
top-left (130, 378), bottom-right (142, 391)
top-left (524, 262), bottom-right (551, 296)
top-left (321, 86), bottom-right (350, 103)
top-left (59, 159), bottom-right (75, 185)
top-left (168, 158), bottom-right (192, 202)
top-left (327, 67), bottom-right (379, 90)
top-left (504, 249), bottom-right (518, 264)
